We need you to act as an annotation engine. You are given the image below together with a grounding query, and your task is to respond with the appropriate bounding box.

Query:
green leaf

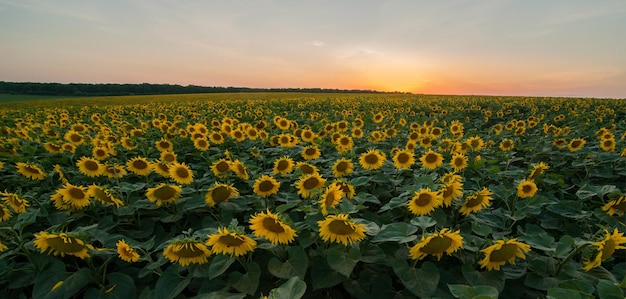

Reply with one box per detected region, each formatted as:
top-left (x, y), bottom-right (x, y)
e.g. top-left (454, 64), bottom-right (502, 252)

top-left (596, 279), bottom-right (624, 299)
top-left (555, 235), bottom-right (575, 258)
top-left (84, 272), bottom-right (137, 299)
top-left (267, 246), bottom-right (308, 279)
top-left (378, 191), bottom-right (412, 212)
top-left (448, 284), bottom-right (499, 299)
top-left (471, 221), bottom-right (493, 237)
top-left (267, 277), bottom-right (307, 299)
top-left (327, 246), bottom-right (360, 277)
top-left (410, 216), bottom-right (437, 230)
top-left (518, 224), bottom-right (556, 252)
top-left (558, 279), bottom-right (595, 298)
top-left (209, 254), bottom-right (236, 280)
top-left (154, 265), bottom-right (191, 299)
top-left (13, 208), bottom-right (38, 230)
top-left (193, 292), bottom-right (246, 299)
top-left (229, 262), bottom-right (260, 295)
top-left (371, 222), bottom-right (418, 244)
top-left (546, 200), bottom-right (591, 219)
top-left (34, 266), bottom-right (91, 299)
top-left (350, 176), bottom-right (372, 187)
top-left (547, 287), bottom-right (582, 299)
top-left (392, 260), bottom-right (439, 298)
top-left (311, 257), bottom-right (347, 290)
top-left (461, 264), bottom-right (505, 293)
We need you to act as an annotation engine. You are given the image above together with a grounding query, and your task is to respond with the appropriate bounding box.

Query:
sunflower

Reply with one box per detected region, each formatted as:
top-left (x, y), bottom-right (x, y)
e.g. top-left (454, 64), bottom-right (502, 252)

top-left (335, 134), bottom-right (354, 152)
top-left (295, 162), bottom-right (319, 176)
top-left (208, 131), bottom-right (225, 144)
top-left (146, 183), bottom-right (182, 206)
top-left (459, 188), bottom-right (493, 216)
top-left (152, 161), bottom-right (171, 177)
top-left (499, 139), bottom-right (514, 152)
top-left (155, 138), bottom-right (174, 152)
top-left (44, 142), bottom-right (63, 154)
top-left (193, 138), bottom-right (210, 151)
top-left (88, 185), bottom-right (124, 207)
top-left (211, 158), bottom-right (231, 178)
top-left (602, 196), bottom-right (626, 216)
top-left (164, 239), bottom-right (212, 266)
top-left (419, 149), bottom-right (444, 170)
top-left (159, 151), bottom-right (177, 164)
top-left (116, 240), bottom-right (140, 262)
top-left (479, 239), bottom-right (531, 271)
top-left (439, 180), bottom-right (463, 207)
top-left (296, 173), bottom-right (326, 198)
top-left (92, 146), bottom-right (110, 160)
top-left (600, 138), bottom-right (616, 152)
top-left (407, 188), bottom-right (442, 216)
top-left (392, 149), bottom-right (415, 170)
top-left (253, 175), bottom-right (280, 198)
top-left (332, 158), bottom-right (354, 177)
top-left (0, 204), bottom-right (13, 221)
top-left (126, 157), bottom-right (152, 176)
top-left (301, 145), bottom-right (322, 160)
top-left (205, 183), bottom-right (239, 207)
top-left (409, 228), bottom-right (463, 261)
top-left (64, 130), bottom-right (84, 145)
top-left (517, 180), bottom-right (538, 198)
top-left (568, 138), bottom-right (586, 152)
top-left (15, 162), bottom-right (47, 180)
top-left (33, 232), bottom-right (94, 259)
top-left (62, 143), bottom-right (76, 153)
top-left (449, 153), bottom-right (468, 172)
top-left (449, 120), bottom-right (464, 135)
top-left (331, 180), bottom-right (355, 200)
top-left (300, 129), bottom-right (317, 143)
top-left (206, 227), bottom-right (257, 257)
top-left (273, 156), bottom-right (295, 175)
top-left (528, 162), bottom-right (549, 181)
top-left (359, 149), bottom-right (386, 170)
top-left (0, 241), bottom-right (7, 252)
top-left (227, 159), bottom-right (247, 180)
top-left (317, 214), bottom-right (367, 246)
top-left (319, 184), bottom-right (344, 215)
top-left (249, 209), bottom-right (297, 245)
top-left (582, 228), bottom-right (626, 271)
top-left (58, 183), bottom-right (91, 210)
top-left (0, 191), bottom-right (29, 213)
top-left (120, 137), bottom-right (136, 150)
top-left (76, 156), bottom-right (104, 177)
top-left (169, 163), bottom-right (194, 185)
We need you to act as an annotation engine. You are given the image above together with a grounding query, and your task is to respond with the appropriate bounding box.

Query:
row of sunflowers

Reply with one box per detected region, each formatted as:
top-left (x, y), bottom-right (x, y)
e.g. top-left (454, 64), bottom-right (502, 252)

top-left (0, 93), bottom-right (625, 298)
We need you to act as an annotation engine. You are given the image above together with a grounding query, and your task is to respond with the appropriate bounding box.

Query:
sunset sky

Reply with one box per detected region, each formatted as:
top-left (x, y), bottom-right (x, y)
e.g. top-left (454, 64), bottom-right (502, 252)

top-left (1, 0), bottom-right (625, 98)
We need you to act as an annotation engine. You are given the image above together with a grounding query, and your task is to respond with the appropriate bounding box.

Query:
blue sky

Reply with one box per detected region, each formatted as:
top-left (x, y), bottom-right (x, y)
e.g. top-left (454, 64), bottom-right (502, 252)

top-left (1, 0), bottom-right (625, 97)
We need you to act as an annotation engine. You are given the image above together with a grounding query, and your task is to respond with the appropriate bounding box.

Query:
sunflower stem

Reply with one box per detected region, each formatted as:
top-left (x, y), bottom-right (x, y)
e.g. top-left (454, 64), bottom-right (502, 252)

top-left (553, 242), bottom-right (591, 276)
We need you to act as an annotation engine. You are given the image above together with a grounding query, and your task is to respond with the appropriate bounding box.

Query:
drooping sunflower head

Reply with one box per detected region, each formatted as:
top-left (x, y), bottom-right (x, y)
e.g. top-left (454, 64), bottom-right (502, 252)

top-left (459, 187), bottom-right (493, 216)
top-left (602, 196), bottom-right (626, 216)
top-left (253, 175), bottom-right (280, 198)
top-left (528, 162), bottom-right (549, 181)
top-left (517, 180), bottom-right (538, 198)
top-left (479, 239), bottom-right (531, 271)
top-left (249, 209), bottom-right (297, 245)
top-left (164, 239), bottom-right (211, 266)
top-left (582, 228), bottom-right (626, 271)
top-left (419, 150), bottom-right (443, 170)
top-left (407, 188), bottom-right (442, 216)
top-left (205, 183), bottom-right (239, 207)
top-left (34, 232), bottom-right (94, 259)
top-left (317, 214), bottom-right (367, 246)
top-left (359, 149), bottom-right (386, 170)
top-left (439, 180), bottom-right (463, 207)
top-left (331, 180), bottom-right (355, 200)
top-left (15, 162), bottom-right (47, 180)
top-left (229, 159), bottom-right (249, 180)
top-left (319, 184), bottom-right (344, 215)
top-left (146, 183), bottom-right (182, 207)
top-left (409, 228), bottom-right (463, 261)
top-left (88, 185), bottom-right (124, 207)
top-left (117, 240), bottom-right (140, 263)
top-left (0, 191), bottom-right (29, 213)
top-left (206, 227), bottom-right (257, 257)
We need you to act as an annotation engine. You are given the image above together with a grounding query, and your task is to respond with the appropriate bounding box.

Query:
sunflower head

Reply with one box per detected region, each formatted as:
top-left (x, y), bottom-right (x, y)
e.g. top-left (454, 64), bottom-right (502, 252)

top-left (206, 227), bottom-right (257, 257)
top-left (146, 184), bottom-right (182, 206)
top-left (117, 240), bottom-right (140, 262)
top-left (419, 150), bottom-right (443, 170)
top-left (517, 180), bottom-right (538, 198)
top-left (317, 214), bottom-right (367, 246)
top-left (205, 183), bottom-right (239, 207)
top-left (479, 239), bottom-right (531, 271)
top-left (34, 232), bottom-right (94, 259)
top-left (332, 158), bottom-right (354, 177)
top-left (582, 228), bottom-right (626, 271)
top-left (359, 149), bottom-right (386, 170)
top-left (409, 228), bottom-right (463, 261)
top-left (164, 239), bottom-right (211, 266)
top-left (253, 175), bottom-right (280, 198)
top-left (249, 209), bottom-right (297, 245)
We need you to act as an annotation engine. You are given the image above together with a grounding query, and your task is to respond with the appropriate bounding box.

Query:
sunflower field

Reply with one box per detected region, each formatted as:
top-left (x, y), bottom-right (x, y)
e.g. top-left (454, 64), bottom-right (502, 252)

top-left (0, 93), bottom-right (625, 299)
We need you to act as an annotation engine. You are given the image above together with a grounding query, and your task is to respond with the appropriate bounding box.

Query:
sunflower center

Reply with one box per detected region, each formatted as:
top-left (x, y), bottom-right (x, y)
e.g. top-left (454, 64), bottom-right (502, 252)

top-left (47, 236), bottom-right (86, 253)
top-left (603, 140), bottom-right (613, 147)
top-left (212, 186), bottom-right (232, 203)
top-left (154, 186), bottom-right (177, 200)
top-left (465, 195), bottom-right (483, 208)
top-left (262, 217), bottom-right (285, 233)
top-left (454, 158), bottom-right (464, 167)
top-left (176, 243), bottom-right (206, 258)
top-left (159, 141), bottom-right (170, 148)
top-left (85, 160), bottom-right (100, 171)
top-left (442, 186), bottom-right (454, 198)
top-left (613, 201), bottom-right (626, 213)
top-left (415, 193), bottom-right (433, 206)
top-left (248, 129), bottom-right (257, 137)
top-left (336, 162), bottom-right (348, 172)
top-left (397, 153), bottom-right (410, 164)
top-left (421, 236), bottom-right (452, 254)
top-left (328, 220), bottom-right (356, 235)
top-left (280, 136), bottom-right (289, 144)
top-left (340, 138), bottom-right (350, 146)
top-left (303, 131), bottom-right (312, 139)
top-left (68, 188), bottom-right (85, 200)
top-left (216, 161), bottom-right (230, 172)
top-left (305, 148), bottom-right (317, 155)
top-left (364, 154), bottom-right (379, 164)
top-left (425, 153), bottom-right (438, 163)
top-left (92, 188), bottom-right (112, 203)
top-left (303, 177), bottom-right (320, 190)
top-left (489, 243), bottom-right (518, 262)
top-left (219, 235), bottom-right (245, 247)
top-left (258, 180), bottom-right (276, 192)
top-left (522, 185), bottom-right (533, 193)
top-left (197, 140), bottom-right (208, 147)
top-left (70, 134), bottom-right (82, 142)
top-left (601, 239), bottom-right (616, 260)
top-left (571, 140), bottom-right (582, 148)
top-left (133, 160), bottom-right (149, 169)
top-left (176, 167), bottom-right (190, 178)
top-left (24, 166), bottom-right (42, 174)
top-left (299, 164), bottom-right (314, 174)
top-left (277, 160), bottom-right (290, 170)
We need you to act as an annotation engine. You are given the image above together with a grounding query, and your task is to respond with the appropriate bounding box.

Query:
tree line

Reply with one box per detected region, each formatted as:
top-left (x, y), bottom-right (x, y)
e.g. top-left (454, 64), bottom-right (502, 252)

top-left (0, 81), bottom-right (406, 96)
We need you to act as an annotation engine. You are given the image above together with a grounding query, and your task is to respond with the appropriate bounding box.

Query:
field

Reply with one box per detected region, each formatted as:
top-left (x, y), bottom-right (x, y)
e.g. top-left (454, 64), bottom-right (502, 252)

top-left (0, 93), bottom-right (625, 298)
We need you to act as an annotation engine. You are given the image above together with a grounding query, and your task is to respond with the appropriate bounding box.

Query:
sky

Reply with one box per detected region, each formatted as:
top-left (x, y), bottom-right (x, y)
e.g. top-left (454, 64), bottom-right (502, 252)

top-left (1, 0), bottom-right (625, 98)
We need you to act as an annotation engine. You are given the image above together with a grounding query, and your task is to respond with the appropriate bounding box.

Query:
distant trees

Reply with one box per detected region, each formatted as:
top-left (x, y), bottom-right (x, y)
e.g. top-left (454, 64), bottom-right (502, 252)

top-left (0, 81), bottom-right (404, 96)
